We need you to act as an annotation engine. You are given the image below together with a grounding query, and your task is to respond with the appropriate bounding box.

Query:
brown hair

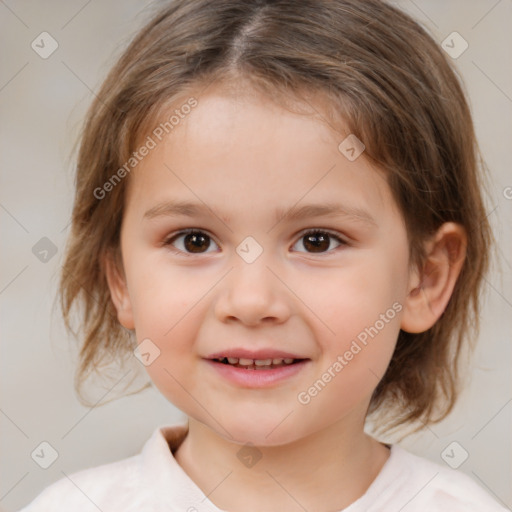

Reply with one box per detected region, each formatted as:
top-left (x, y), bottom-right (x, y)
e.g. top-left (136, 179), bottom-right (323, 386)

top-left (59, 0), bottom-right (492, 432)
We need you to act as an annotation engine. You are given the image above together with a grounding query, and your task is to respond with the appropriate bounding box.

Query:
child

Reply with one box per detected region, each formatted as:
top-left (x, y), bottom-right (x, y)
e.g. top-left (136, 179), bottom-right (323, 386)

top-left (20, 0), bottom-right (507, 510)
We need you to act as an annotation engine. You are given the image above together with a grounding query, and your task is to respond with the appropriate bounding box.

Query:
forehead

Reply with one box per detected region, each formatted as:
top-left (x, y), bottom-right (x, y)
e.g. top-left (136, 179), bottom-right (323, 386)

top-left (124, 85), bottom-right (400, 228)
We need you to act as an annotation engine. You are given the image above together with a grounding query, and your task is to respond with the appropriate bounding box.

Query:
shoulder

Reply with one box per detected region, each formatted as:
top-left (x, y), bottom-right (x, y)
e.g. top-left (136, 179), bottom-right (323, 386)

top-left (17, 453), bottom-right (143, 511)
top-left (386, 445), bottom-right (508, 511)
top-left (17, 424), bottom-right (185, 512)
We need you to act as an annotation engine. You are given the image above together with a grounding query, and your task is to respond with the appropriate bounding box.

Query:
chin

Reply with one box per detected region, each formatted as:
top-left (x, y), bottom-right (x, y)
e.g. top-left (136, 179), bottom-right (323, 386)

top-left (209, 413), bottom-right (307, 448)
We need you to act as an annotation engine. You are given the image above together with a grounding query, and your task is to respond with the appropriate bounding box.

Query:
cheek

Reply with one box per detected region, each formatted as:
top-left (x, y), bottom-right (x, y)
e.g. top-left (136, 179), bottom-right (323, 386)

top-left (296, 296), bottom-right (403, 424)
top-left (297, 250), bottom-right (407, 341)
top-left (123, 255), bottom-right (206, 396)
top-left (125, 249), bottom-right (209, 333)
top-left (294, 249), bottom-right (407, 401)
top-left (134, 299), bottom-right (208, 415)
top-left (123, 249), bottom-right (209, 385)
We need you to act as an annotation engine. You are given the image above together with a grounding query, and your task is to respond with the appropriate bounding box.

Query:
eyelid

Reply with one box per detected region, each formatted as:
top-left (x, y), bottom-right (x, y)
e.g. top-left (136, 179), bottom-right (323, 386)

top-left (297, 227), bottom-right (347, 243)
top-left (293, 228), bottom-right (348, 254)
top-left (163, 227), bottom-right (348, 256)
top-left (163, 228), bottom-right (220, 256)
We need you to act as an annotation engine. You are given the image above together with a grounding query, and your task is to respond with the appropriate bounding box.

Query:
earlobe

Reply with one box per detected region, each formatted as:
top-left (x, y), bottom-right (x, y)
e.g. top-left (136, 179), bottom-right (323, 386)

top-left (103, 250), bottom-right (135, 330)
top-left (400, 222), bottom-right (467, 334)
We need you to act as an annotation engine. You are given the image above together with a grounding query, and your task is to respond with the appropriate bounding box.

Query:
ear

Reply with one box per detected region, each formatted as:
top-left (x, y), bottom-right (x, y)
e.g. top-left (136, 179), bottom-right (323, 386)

top-left (103, 249), bottom-right (135, 330)
top-left (401, 222), bottom-right (467, 333)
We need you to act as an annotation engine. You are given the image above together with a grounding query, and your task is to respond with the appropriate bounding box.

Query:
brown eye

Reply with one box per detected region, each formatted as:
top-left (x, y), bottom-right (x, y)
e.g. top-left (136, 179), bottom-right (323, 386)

top-left (303, 232), bottom-right (329, 252)
top-left (293, 230), bottom-right (344, 254)
top-left (165, 230), bottom-right (218, 254)
top-left (183, 232), bottom-right (210, 253)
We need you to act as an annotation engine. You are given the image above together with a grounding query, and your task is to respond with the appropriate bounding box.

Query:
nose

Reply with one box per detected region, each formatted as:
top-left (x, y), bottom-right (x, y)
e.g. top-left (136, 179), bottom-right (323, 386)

top-left (214, 257), bottom-right (292, 327)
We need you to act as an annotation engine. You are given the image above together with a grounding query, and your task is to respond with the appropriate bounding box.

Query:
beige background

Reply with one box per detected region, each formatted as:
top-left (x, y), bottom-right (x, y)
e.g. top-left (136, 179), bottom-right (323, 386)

top-left (1, 0), bottom-right (511, 510)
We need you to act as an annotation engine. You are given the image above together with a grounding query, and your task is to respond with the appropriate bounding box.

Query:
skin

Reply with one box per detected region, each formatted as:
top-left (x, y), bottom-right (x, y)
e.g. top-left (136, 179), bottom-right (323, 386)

top-left (105, 83), bottom-right (467, 512)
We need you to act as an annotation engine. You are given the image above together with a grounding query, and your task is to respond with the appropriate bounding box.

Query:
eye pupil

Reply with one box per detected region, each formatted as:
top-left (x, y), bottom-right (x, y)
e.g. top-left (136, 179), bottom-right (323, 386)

top-left (171, 230), bottom-right (340, 255)
top-left (304, 233), bottom-right (329, 253)
top-left (184, 233), bottom-right (210, 253)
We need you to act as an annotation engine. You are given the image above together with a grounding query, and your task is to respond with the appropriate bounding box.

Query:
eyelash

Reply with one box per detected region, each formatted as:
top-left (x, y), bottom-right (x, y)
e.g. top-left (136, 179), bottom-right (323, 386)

top-left (163, 228), bottom-right (348, 256)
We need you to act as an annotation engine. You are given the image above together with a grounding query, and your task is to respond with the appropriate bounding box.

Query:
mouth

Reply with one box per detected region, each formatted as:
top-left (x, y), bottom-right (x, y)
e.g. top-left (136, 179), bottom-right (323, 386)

top-left (205, 349), bottom-right (311, 387)
top-left (212, 356), bottom-right (306, 370)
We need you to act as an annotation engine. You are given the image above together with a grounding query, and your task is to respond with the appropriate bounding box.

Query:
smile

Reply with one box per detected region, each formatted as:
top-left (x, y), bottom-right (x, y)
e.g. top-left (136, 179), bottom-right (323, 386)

top-left (214, 357), bottom-right (302, 370)
top-left (205, 357), bottom-right (310, 388)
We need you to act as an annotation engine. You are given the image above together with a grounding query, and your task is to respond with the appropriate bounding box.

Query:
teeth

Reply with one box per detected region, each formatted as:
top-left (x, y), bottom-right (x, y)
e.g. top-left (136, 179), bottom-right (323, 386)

top-left (218, 357), bottom-right (297, 367)
top-left (254, 359), bottom-right (273, 366)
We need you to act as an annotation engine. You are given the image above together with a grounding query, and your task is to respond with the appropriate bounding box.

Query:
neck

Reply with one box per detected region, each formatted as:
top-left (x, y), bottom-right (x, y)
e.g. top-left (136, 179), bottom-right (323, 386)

top-left (174, 414), bottom-right (390, 512)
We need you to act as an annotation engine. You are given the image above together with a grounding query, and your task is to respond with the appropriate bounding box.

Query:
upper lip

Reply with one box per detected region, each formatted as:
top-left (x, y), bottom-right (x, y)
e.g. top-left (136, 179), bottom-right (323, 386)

top-left (206, 348), bottom-right (307, 360)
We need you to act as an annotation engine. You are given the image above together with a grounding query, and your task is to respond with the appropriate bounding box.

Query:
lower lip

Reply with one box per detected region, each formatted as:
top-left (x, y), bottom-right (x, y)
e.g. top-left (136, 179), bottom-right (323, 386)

top-left (205, 359), bottom-right (310, 388)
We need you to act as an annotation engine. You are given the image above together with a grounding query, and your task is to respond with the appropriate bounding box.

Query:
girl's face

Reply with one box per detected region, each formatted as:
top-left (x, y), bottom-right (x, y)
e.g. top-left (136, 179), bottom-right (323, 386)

top-left (110, 85), bottom-right (415, 446)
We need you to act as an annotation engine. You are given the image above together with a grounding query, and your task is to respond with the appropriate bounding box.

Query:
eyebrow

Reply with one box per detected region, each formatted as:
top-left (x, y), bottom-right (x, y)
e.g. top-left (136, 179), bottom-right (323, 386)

top-left (143, 200), bottom-right (377, 227)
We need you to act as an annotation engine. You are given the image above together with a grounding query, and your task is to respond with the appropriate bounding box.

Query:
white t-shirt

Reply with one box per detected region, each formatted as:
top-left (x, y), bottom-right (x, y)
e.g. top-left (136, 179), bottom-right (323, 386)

top-left (19, 422), bottom-right (507, 512)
